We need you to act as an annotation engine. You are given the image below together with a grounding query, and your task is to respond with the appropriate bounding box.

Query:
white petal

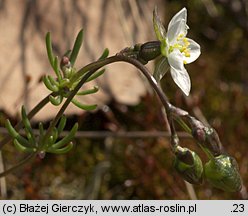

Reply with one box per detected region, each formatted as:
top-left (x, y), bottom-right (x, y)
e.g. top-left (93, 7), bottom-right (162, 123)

top-left (168, 8), bottom-right (187, 30)
top-left (170, 66), bottom-right (191, 96)
top-left (168, 50), bottom-right (185, 71)
top-left (183, 38), bottom-right (201, 64)
top-left (167, 20), bottom-right (188, 43)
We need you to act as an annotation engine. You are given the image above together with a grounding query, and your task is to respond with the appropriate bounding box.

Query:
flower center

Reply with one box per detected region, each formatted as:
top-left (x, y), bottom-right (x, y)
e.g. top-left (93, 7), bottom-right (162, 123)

top-left (168, 33), bottom-right (191, 63)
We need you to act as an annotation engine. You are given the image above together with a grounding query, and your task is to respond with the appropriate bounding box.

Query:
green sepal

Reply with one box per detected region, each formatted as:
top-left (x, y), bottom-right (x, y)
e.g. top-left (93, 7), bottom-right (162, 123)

top-left (49, 95), bottom-right (63, 106)
top-left (70, 29), bottom-right (84, 67)
top-left (204, 154), bottom-right (242, 192)
top-left (153, 57), bottom-right (169, 82)
top-left (173, 146), bottom-right (203, 185)
top-left (160, 39), bottom-right (167, 57)
top-left (50, 123), bottom-right (78, 149)
top-left (71, 98), bottom-right (97, 111)
top-left (76, 86), bottom-right (99, 96)
top-left (153, 7), bottom-right (166, 41)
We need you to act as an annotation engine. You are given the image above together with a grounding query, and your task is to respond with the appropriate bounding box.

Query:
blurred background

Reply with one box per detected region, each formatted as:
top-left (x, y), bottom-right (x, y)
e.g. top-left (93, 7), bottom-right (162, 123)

top-left (0, 0), bottom-right (248, 199)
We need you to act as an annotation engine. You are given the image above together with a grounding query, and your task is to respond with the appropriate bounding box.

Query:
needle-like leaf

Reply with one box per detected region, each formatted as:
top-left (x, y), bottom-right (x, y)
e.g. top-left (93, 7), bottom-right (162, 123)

top-left (5, 120), bottom-right (31, 147)
top-left (85, 69), bottom-right (105, 83)
top-left (46, 32), bottom-right (55, 70)
top-left (72, 98), bottom-right (97, 111)
top-left (57, 115), bottom-right (67, 135)
top-left (49, 95), bottom-right (63, 106)
top-left (50, 123), bottom-right (78, 149)
top-left (76, 86), bottom-right (99, 96)
top-left (98, 48), bottom-right (109, 60)
top-left (48, 142), bottom-right (74, 154)
top-left (43, 76), bottom-right (59, 92)
top-left (69, 29), bottom-right (84, 67)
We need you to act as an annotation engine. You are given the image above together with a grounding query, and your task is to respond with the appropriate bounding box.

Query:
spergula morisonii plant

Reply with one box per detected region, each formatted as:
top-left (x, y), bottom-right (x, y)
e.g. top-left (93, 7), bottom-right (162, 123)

top-left (0, 7), bottom-right (242, 193)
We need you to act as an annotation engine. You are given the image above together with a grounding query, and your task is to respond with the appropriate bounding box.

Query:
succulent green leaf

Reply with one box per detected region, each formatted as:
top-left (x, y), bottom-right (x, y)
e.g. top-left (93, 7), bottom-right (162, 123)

top-left (38, 122), bottom-right (45, 144)
top-left (51, 128), bottom-right (58, 143)
top-left (48, 135), bottom-right (54, 145)
top-left (70, 29), bottom-right (84, 67)
top-left (48, 142), bottom-right (74, 154)
top-left (153, 57), bottom-right (170, 82)
top-left (86, 69), bottom-right (105, 83)
top-left (45, 32), bottom-right (55, 70)
top-left (76, 86), bottom-right (99, 96)
top-left (50, 123), bottom-right (78, 149)
top-left (58, 78), bottom-right (70, 88)
top-left (39, 123), bottom-right (44, 136)
top-left (71, 98), bottom-right (97, 111)
top-left (21, 106), bottom-right (36, 146)
top-left (5, 119), bottom-right (31, 148)
top-left (49, 95), bottom-right (63, 106)
top-left (13, 139), bottom-right (36, 153)
top-left (43, 76), bottom-right (59, 92)
top-left (57, 115), bottom-right (67, 135)
top-left (204, 154), bottom-right (242, 192)
top-left (47, 75), bottom-right (59, 87)
top-left (53, 56), bottom-right (62, 81)
top-left (98, 48), bottom-right (109, 60)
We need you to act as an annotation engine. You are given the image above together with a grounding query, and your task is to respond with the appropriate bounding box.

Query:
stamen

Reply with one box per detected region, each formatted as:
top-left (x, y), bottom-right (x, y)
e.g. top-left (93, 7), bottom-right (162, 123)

top-left (171, 34), bottom-right (191, 57)
top-left (177, 33), bottom-right (184, 41)
top-left (180, 47), bottom-right (186, 52)
top-left (184, 52), bottom-right (190, 57)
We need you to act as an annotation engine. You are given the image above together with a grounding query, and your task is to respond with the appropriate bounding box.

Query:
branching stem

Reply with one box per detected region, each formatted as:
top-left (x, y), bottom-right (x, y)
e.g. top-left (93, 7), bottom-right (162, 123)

top-left (0, 54), bottom-right (188, 177)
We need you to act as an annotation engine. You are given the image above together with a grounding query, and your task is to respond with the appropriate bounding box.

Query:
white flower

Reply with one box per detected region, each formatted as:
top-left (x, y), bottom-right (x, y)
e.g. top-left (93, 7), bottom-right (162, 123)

top-left (153, 7), bottom-right (201, 96)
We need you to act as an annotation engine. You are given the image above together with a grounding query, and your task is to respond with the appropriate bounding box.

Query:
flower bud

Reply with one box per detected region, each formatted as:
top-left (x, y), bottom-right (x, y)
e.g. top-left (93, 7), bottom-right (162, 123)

top-left (204, 154), bottom-right (242, 192)
top-left (60, 56), bottom-right (73, 78)
top-left (189, 117), bottom-right (222, 156)
top-left (138, 41), bottom-right (161, 64)
top-left (173, 146), bottom-right (203, 185)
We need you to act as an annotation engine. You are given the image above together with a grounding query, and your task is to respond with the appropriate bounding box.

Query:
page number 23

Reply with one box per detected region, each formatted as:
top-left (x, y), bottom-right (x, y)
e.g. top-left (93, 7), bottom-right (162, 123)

top-left (231, 204), bottom-right (244, 213)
